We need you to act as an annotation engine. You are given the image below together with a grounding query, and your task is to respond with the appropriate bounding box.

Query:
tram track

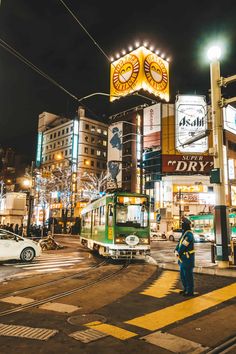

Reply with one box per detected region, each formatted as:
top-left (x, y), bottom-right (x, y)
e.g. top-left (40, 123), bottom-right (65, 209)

top-left (0, 260), bottom-right (130, 317)
top-left (0, 258), bottom-right (108, 300)
top-left (206, 335), bottom-right (236, 354)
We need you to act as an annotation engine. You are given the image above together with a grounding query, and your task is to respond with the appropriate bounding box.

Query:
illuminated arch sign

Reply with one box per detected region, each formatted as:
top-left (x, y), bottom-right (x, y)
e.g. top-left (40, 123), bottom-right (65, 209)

top-left (110, 46), bottom-right (169, 102)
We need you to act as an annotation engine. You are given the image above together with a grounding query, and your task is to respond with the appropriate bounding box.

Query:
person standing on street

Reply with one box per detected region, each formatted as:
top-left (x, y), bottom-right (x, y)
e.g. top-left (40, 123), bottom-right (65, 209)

top-left (175, 217), bottom-right (195, 296)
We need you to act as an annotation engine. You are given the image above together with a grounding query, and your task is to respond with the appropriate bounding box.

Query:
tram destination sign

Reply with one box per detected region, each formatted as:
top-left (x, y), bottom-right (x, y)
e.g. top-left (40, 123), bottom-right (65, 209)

top-left (162, 154), bottom-right (214, 174)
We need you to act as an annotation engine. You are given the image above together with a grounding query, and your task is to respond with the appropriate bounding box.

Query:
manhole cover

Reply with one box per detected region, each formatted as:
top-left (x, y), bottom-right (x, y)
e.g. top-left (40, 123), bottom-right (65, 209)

top-left (67, 314), bottom-right (107, 326)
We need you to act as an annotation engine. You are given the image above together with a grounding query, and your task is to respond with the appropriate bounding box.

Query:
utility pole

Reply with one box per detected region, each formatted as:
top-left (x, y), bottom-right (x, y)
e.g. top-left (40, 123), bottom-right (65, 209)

top-left (178, 188), bottom-right (182, 228)
top-left (26, 161), bottom-right (35, 237)
top-left (207, 46), bottom-right (236, 268)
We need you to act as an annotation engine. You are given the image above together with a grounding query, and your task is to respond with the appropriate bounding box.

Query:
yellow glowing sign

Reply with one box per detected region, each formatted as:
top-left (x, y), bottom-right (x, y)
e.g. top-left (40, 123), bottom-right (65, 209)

top-left (110, 46), bottom-right (169, 102)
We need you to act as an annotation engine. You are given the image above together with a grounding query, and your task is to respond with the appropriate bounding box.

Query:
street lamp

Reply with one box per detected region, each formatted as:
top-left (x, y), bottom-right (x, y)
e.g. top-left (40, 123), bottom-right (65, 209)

top-left (207, 44), bottom-right (229, 268)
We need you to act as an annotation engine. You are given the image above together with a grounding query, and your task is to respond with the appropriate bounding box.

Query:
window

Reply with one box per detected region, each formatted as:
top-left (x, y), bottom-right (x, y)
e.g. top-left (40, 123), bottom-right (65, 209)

top-left (84, 147), bottom-right (88, 154)
top-left (97, 128), bottom-right (101, 134)
top-left (66, 128), bottom-right (69, 133)
top-left (100, 205), bottom-right (106, 225)
top-left (97, 150), bottom-right (101, 156)
top-left (91, 125), bottom-right (95, 132)
top-left (94, 208), bottom-right (99, 226)
top-left (58, 131), bottom-right (61, 137)
top-left (108, 204), bottom-right (113, 226)
top-left (85, 124), bottom-right (89, 130)
top-left (91, 148), bottom-right (94, 155)
top-left (50, 134), bottom-right (52, 139)
top-left (103, 140), bottom-right (107, 146)
top-left (91, 137), bottom-right (95, 143)
top-left (97, 161), bottom-right (100, 168)
top-left (62, 129), bottom-right (64, 135)
top-left (91, 161), bottom-right (94, 167)
top-left (54, 133), bottom-right (56, 138)
top-left (85, 136), bottom-right (89, 142)
top-left (103, 130), bottom-right (107, 136)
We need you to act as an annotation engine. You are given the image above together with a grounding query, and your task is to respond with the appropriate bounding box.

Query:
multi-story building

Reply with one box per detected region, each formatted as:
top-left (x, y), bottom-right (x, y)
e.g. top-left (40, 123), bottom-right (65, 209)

top-left (107, 95), bottom-right (219, 234)
top-left (35, 106), bottom-right (108, 225)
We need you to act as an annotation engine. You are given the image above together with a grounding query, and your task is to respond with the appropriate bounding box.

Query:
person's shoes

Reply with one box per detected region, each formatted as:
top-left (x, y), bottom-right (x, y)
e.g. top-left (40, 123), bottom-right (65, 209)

top-left (179, 290), bottom-right (186, 294)
top-left (183, 292), bottom-right (195, 297)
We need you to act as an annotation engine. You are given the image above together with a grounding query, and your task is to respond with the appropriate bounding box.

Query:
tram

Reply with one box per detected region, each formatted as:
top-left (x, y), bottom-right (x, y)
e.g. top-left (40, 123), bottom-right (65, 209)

top-left (188, 212), bottom-right (236, 239)
top-left (80, 192), bottom-right (151, 259)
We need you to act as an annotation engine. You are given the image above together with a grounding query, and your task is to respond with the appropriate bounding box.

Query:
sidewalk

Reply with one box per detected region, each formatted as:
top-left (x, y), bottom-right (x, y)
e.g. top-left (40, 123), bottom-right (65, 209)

top-left (54, 234), bottom-right (236, 278)
top-left (148, 247), bottom-right (236, 278)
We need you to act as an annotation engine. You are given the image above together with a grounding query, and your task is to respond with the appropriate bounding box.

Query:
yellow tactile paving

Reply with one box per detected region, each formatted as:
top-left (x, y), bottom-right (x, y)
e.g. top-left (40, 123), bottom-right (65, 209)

top-left (141, 271), bottom-right (179, 298)
top-left (85, 321), bottom-right (137, 340)
top-left (126, 283), bottom-right (236, 331)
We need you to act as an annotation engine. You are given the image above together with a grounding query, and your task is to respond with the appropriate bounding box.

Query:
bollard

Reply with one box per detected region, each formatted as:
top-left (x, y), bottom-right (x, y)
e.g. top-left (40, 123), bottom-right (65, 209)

top-left (211, 242), bottom-right (216, 263)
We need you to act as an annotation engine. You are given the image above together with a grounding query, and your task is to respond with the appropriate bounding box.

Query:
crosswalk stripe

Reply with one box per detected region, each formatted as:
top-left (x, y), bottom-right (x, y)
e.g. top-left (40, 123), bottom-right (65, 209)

top-left (3, 254), bottom-right (85, 274)
top-left (141, 271), bottom-right (179, 298)
top-left (13, 261), bottom-right (81, 268)
top-left (35, 268), bottom-right (61, 272)
top-left (125, 283), bottom-right (236, 331)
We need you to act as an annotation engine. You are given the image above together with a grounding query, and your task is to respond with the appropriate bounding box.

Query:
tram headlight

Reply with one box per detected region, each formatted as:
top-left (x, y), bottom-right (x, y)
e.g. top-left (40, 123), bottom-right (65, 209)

top-left (115, 235), bottom-right (126, 244)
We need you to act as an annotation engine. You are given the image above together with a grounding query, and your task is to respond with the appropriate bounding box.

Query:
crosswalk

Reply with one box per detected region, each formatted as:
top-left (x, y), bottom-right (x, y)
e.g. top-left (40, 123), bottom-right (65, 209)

top-left (3, 253), bottom-right (85, 275)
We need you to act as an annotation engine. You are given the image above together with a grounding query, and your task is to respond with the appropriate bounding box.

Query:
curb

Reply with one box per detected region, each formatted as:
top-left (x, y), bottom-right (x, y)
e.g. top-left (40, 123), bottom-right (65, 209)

top-left (147, 256), bottom-right (236, 278)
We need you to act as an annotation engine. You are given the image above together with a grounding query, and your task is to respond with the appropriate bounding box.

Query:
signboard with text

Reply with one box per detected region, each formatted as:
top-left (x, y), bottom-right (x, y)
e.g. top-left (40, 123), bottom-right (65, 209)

top-left (162, 154), bottom-right (214, 174)
top-left (223, 105), bottom-right (236, 134)
top-left (175, 95), bottom-right (208, 153)
top-left (143, 103), bottom-right (161, 148)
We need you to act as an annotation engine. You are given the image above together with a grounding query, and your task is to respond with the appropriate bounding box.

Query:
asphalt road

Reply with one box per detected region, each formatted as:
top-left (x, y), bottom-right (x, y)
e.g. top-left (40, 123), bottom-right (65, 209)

top-left (0, 237), bottom-right (235, 354)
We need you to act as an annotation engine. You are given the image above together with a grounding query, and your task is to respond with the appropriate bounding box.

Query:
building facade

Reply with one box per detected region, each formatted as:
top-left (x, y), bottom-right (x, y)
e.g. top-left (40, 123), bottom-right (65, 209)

top-left (35, 107), bottom-right (108, 225)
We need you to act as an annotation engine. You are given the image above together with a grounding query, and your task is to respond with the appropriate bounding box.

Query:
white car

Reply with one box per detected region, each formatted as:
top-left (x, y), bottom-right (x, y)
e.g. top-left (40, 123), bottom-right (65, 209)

top-left (0, 229), bottom-right (42, 262)
top-left (166, 228), bottom-right (182, 241)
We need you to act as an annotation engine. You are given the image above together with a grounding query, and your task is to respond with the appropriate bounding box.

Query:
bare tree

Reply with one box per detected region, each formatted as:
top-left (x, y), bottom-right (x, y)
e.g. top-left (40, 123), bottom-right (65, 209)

top-left (51, 166), bottom-right (72, 233)
top-left (80, 171), bottom-right (109, 202)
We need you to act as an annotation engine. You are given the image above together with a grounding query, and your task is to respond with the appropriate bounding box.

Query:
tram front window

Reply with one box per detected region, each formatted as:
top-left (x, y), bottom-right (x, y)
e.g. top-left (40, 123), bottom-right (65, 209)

top-left (116, 203), bottom-right (148, 227)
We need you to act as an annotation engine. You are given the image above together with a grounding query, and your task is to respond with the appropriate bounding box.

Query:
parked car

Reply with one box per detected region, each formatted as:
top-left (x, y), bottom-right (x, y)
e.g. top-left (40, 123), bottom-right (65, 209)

top-left (0, 229), bottom-right (42, 262)
top-left (166, 228), bottom-right (182, 241)
top-left (194, 233), bottom-right (207, 243)
top-left (150, 229), bottom-right (166, 241)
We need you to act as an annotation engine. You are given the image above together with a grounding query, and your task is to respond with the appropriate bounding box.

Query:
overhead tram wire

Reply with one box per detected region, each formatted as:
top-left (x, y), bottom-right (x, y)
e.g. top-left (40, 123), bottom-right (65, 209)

top-left (0, 38), bottom-right (102, 120)
top-left (58, 0), bottom-right (158, 105)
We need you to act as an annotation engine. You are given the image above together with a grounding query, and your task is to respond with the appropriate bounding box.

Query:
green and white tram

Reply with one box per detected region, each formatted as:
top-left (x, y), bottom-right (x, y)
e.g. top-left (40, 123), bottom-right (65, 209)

top-left (80, 192), bottom-right (151, 259)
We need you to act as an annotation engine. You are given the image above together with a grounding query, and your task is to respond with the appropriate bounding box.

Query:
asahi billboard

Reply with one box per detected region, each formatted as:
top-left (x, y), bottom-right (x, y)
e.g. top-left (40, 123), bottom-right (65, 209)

top-left (223, 104), bottom-right (236, 134)
top-left (175, 95), bottom-right (208, 153)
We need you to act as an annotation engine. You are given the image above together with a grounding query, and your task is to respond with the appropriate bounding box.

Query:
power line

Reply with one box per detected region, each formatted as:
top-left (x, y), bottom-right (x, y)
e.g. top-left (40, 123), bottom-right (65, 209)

top-left (58, 0), bottom-right (158, 104)
top-left (0, 38), bottom-right (79, 102)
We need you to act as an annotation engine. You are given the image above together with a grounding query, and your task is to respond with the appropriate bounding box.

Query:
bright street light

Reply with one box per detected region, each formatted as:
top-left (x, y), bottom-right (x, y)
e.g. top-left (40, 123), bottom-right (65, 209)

top-left (207, 45), bottom-right (222, 61)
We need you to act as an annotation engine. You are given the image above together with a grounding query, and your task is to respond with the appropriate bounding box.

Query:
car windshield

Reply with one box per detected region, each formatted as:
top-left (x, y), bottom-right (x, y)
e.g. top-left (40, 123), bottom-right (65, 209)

top-left (0, 229), bottom-right (23, 241)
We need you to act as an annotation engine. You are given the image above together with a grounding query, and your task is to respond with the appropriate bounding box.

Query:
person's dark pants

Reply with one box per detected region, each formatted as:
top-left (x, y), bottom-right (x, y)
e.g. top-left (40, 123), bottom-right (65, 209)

top-left (180, 262), bottom-right (194, 294)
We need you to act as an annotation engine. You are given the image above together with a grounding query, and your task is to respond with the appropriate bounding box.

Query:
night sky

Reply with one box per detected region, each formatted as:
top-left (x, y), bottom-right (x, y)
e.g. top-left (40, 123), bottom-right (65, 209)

top-left (0, 0), bottom-right (236, 161)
